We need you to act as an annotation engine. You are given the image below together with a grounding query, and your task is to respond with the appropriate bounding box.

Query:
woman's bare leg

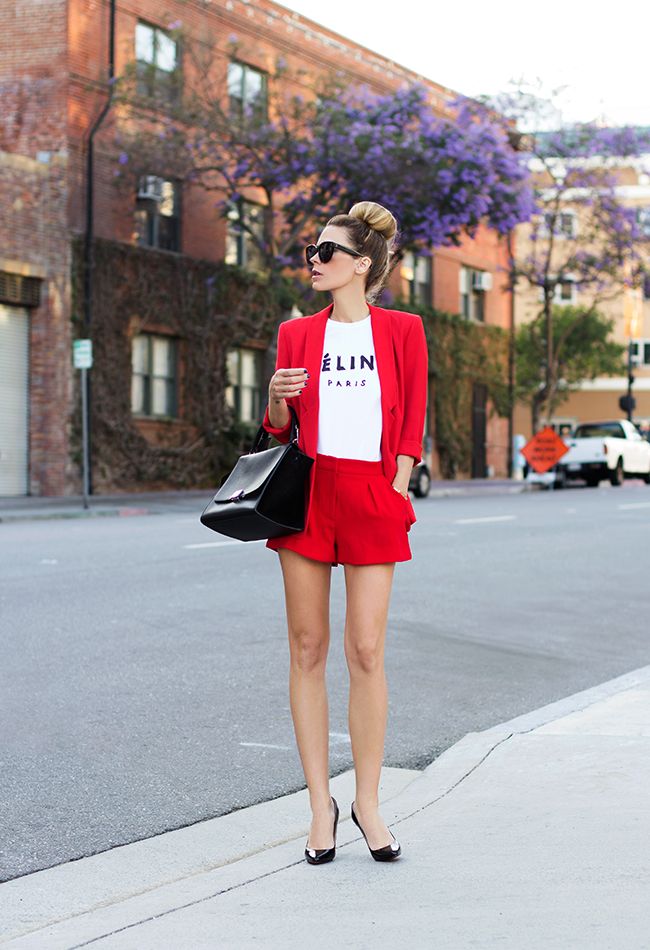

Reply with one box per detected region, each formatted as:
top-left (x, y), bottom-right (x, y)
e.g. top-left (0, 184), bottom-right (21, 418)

top-left (278, 548), bottom-right (335, 849)
top-left (343, 562), bottom-right (396, 850)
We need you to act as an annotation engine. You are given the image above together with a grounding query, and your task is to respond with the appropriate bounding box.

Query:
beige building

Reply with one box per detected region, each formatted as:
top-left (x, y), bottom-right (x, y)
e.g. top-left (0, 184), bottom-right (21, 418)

top-left (513, 153), bottom-right (650, 440)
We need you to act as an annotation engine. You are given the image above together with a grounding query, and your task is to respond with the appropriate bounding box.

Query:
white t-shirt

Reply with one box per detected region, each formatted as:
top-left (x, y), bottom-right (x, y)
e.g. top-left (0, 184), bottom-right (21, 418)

top-left (317, 314), bottom-right (382, 460)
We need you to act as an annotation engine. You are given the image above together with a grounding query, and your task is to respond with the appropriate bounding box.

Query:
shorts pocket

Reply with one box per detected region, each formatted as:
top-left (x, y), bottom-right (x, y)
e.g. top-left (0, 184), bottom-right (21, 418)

top-left (386, 476), bottom-right (417, 530)
top-left (370, 476), bottom-right (417, 530)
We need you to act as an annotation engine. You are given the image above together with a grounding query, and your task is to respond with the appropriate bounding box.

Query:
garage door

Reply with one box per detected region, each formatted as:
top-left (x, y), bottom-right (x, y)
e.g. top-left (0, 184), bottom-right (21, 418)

top-left (0, 304), bottom-right (29, 495)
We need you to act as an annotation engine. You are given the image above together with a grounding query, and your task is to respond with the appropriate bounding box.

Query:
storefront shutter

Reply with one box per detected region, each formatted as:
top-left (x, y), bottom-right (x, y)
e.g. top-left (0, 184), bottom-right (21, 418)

top-left (0, 304), bottom-right (29, 495)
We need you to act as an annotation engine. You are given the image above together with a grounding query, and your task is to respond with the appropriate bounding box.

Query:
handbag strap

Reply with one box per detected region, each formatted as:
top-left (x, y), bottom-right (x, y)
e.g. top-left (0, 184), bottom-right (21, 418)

top-left (250, 405), bottom-right (299, 454)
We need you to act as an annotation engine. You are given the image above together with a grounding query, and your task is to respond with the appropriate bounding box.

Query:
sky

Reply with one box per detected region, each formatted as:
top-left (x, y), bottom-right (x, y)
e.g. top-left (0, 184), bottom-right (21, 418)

top-left (278, 0), bottom-right (649, 128)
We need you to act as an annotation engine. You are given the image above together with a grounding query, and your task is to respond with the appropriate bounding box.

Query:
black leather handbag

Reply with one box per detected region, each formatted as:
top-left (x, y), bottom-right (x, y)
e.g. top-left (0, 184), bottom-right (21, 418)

top-left (200, 406), bottom-right (313, 541)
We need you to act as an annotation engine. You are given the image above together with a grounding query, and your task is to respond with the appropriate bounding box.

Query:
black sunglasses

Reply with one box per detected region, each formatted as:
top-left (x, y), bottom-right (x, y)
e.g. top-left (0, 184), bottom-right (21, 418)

top-left (305, 241), bottom-right (364, 265)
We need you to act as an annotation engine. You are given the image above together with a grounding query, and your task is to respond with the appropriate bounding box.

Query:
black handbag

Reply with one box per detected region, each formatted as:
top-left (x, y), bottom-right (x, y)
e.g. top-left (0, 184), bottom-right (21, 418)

top-left (200, 406), bottom-right (314, 541)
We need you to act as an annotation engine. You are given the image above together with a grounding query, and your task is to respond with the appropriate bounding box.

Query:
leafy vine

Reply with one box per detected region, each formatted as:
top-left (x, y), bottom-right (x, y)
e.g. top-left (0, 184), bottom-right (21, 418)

top-left (402, 302), bottom-right (509, 478)
top-left (71, 238), bottom-right (294, 491)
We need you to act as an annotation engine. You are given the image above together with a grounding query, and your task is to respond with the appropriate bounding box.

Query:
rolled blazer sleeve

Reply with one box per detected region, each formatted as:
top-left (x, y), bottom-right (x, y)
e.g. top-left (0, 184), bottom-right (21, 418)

top-left (397, 316), bottom-right (428, 462)
top-left (262, 321), bottom-right (294, 443)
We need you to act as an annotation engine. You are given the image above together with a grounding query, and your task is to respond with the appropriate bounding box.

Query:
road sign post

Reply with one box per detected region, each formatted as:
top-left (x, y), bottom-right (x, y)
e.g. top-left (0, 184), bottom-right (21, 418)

top-left (73, 340), bottom-right (93, 509)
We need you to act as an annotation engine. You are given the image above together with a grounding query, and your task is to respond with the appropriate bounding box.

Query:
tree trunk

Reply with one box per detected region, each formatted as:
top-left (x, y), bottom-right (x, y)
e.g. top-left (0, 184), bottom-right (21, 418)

top-left (531, 393), bottom-right (542, 434)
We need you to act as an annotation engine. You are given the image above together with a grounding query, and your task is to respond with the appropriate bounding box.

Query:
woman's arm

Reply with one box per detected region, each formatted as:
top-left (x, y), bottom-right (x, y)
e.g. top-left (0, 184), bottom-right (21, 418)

top-left (262, 322), bottom-right (308, 441)
top-left (392, 316), bottom-right (428, 494)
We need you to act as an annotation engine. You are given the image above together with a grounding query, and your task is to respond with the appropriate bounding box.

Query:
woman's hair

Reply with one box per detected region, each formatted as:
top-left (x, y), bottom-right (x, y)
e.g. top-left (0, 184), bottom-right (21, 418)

top-left (326, 201), bottom-right (398, 302)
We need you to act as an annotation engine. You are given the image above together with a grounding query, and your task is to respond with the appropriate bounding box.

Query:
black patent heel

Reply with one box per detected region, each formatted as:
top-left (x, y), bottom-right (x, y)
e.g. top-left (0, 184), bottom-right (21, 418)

top-left (351, 802), bottom-right (401, 861)
top-left (305, 797), bottom-right (339, 865)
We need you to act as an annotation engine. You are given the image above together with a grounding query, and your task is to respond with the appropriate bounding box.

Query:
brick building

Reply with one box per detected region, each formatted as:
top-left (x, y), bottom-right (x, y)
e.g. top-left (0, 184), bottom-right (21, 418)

top-left (0, 0), bottom-right (512, 497)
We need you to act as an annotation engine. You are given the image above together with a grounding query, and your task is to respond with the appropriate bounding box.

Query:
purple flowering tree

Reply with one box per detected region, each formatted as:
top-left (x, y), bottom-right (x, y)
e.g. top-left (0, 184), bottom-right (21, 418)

top-left (113, 41), bottom-right (531, 288)
top-left (279, 86), bottom-right (533, 258)
top-left (484, 87), bottom-right (650, 431)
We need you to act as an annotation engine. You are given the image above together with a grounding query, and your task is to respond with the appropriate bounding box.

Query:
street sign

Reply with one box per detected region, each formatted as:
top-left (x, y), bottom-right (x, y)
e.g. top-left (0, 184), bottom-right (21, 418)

top-left (521, 426), bottom-right (570, 474)
top-left (72, 339), bottom-right (93, 508)
top-left (73, 339), bottom-right (93, 369)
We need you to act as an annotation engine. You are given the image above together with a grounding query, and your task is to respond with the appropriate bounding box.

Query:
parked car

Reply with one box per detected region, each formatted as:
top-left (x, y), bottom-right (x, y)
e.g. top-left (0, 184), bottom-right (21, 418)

top-left (409, 461), bottom-right (431, 498)
top-left (557, 419), bottom-right (650, 487)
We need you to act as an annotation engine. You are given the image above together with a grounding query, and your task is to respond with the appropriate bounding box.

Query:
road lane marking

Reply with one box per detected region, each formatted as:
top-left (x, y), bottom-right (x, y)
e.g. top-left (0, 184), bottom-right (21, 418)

top-left (240, 733), bottom-right (349, 753)
top-left (183, 539), bottom-right (265, 549)
top-left (454, 515), bottom-right (516, 525)
top-left (240, 742), bottom-right (291, 750)
top-left (618, 502), bottom-right (650, 510)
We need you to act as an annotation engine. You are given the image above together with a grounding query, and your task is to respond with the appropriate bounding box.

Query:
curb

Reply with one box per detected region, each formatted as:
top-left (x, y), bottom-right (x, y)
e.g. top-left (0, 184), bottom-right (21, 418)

top-left (0, 484), bottom-right (527, 523)
top-left (0, 767), bottom-right (420, 946)
top-left (428, 485), bottom-right (527, 498)
top-left (0, 508), bottom-right (157, 524)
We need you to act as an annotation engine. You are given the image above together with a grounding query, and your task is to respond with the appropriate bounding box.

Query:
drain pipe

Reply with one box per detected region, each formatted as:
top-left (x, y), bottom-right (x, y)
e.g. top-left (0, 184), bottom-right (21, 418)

top-left (82, 0), bottom-right (116, 496)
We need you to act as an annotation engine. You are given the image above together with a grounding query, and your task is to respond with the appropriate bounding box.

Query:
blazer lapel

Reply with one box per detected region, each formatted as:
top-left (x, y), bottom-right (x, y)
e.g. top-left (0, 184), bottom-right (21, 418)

top-left (300, 304), bottom-right (331, 459)
top-left (369, 305), bottom-right (397, 413)
top-left (369, 305), bottom-right (398, 477)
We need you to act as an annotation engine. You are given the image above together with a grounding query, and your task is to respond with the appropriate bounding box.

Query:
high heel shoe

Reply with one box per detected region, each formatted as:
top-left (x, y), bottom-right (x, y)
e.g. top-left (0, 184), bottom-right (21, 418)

top-left (351, 802), bottom-right (401, 862)
top-left (305, 797), bottom-right (339, 865)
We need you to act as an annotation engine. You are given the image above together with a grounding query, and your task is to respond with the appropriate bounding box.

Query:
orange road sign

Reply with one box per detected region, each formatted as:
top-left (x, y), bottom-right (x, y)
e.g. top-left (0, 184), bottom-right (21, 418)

top-left (521, 426), bottom-right (570, 474)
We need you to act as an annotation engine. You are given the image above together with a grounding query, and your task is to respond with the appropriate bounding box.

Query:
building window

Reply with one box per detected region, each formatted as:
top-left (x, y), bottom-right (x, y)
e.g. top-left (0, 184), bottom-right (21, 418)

top-left (543, 210), bottom-right (577, 239)
top-left (135, 22), bottom-right (180, 101)
top-left (227, 61), bottom-right (267, 120)
top-left (131, 334), bottom-right (178, 417)
top-left (460, 266), bottom-right (491, 321)
top-left (225, 200), bottom-right (265, 272)
top-left (630, 340), bottom-right (650, 366)
top-left (538, 277), bottom-right (578, 306)
top-left (135, 176), bottom-right (181, 252)
top-left (225, 347), bottom-right (263, 423)
top-left (401, 252), bottom-right (432, 306)
top-left (554, 278), bottom-right (577, 305)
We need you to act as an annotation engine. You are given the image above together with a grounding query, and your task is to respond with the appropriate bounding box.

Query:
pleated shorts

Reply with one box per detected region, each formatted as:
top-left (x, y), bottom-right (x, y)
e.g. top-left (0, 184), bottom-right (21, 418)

top-left (266, 453), bottom-right (416, 566)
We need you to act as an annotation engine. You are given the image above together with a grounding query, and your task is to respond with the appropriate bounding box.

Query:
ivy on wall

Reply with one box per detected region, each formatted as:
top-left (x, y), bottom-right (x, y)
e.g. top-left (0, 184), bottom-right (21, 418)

top-left (398, 302), bottom-right (510, 478)
top-left (69, 241), bottom-right (509, 491)
top-left (71, 238), bottom-right (293, 492)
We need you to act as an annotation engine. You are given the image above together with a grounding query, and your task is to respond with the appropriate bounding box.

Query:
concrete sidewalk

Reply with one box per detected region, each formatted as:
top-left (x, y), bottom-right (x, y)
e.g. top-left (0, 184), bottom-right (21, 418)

top-left (0, 479), bottom-right (526, 524)
top-left (2, 666), bottom-right (648, 949)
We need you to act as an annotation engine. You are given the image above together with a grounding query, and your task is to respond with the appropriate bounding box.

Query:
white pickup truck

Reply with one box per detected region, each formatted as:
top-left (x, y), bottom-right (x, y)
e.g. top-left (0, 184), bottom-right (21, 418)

top-left (557, 419), bottom-right (650, 487)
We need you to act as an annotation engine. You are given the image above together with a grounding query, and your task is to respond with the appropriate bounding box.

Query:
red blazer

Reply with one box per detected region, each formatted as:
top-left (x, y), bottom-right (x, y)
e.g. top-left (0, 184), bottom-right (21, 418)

top-left (262, 303), bottom-right (428, 489)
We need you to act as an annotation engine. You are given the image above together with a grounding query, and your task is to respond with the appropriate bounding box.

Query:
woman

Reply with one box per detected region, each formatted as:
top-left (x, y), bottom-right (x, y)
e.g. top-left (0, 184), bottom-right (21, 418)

top-left (263, 201), bottom-right (428, 864)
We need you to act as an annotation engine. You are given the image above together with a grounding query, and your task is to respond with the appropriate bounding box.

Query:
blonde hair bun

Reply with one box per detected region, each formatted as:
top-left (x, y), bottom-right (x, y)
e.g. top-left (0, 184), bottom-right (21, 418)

top-left (348, 201), bottom-right (397, 242)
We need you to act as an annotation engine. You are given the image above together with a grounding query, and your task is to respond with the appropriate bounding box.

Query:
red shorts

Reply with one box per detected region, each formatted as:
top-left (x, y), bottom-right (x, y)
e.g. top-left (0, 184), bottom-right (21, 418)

top-left (266, 453), bottom-right (416, 566)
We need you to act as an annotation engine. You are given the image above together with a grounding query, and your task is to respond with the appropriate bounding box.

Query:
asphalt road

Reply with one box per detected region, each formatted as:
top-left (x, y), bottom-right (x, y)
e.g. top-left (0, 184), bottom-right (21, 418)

top-left (1, 482), bottom-right (649, 881)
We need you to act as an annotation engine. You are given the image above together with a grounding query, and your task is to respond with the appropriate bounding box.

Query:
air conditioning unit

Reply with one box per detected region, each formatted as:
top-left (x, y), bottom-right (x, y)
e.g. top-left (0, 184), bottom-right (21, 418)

top-left (137, 176), bottom-right (164, 201)
top-left (472, 271), bottom-right (493, 292)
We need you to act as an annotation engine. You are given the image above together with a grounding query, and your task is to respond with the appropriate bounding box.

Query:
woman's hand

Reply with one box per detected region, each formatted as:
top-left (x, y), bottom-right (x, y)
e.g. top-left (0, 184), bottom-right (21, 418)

top-left (392, 454), bottom-right (414, 499)
top-left (267, 368), bottom-right (309, 428)
top-left (269, 368), bottom-right (309, 403)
